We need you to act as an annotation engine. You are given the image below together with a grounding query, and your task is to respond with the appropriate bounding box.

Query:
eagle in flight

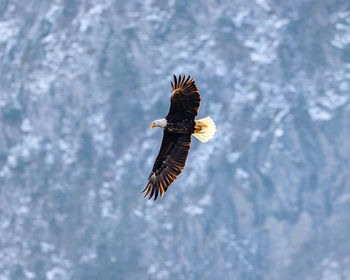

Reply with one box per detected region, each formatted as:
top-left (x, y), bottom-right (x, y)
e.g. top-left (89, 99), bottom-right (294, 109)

top-left (142, 75), bottom-right (216, 200)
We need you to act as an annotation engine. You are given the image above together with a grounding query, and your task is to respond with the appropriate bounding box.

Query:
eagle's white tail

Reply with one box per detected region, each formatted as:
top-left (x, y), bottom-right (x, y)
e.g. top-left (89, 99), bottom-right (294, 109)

top-left (193, 117), bottom-right (216, 143)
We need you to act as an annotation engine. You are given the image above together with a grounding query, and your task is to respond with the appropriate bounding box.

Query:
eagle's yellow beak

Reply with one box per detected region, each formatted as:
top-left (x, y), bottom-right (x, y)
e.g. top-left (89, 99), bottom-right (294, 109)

top-left (150, 123), bottom-right (155, 129)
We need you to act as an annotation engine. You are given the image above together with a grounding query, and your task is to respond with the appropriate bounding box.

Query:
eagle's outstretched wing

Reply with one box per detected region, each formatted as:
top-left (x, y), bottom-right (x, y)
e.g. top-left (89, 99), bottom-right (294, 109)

top-left (166, 74), bottom-right (201, 121)
top-left (142, 131), bottom-right (191, 200)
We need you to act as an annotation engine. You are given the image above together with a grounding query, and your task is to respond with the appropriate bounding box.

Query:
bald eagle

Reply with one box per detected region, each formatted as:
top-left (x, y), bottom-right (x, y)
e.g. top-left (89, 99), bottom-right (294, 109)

top-left (142, 75), bottom-right (216, 200)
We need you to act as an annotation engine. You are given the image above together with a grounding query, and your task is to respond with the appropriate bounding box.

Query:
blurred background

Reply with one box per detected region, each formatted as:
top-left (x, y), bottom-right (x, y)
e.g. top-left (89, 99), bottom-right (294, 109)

top-left (1, 0), bottom-right (350, 279)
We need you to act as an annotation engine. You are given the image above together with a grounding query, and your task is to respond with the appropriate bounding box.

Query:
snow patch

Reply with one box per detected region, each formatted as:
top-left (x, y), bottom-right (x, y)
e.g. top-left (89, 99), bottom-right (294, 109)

top-left (251, 130), bottom-right (261, 143)
top-left (235, 168), bottom-right (250, 180)
top-left (184, 205), bottom-right (204, 216)
top-left (274, 129), bottom-right (284, 138)
top-left (309, 106), bottom-right (332, 121)
top-left (227, 151), bottom-right (241, 164)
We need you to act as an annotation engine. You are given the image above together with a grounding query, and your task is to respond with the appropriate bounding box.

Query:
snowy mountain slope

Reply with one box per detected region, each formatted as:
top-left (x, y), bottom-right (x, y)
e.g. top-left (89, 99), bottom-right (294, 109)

top-left (1, 0), bottom-right (350, 279)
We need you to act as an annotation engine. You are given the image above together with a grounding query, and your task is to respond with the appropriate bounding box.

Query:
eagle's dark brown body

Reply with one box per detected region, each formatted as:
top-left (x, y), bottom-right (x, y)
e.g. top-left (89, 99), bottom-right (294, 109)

top-left (166, 119), bottom-right (196, 134)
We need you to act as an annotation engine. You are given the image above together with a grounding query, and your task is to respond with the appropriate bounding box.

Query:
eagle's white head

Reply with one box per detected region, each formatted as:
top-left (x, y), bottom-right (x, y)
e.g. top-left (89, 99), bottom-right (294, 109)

top-left (150, 118), bottom-right (167, 129)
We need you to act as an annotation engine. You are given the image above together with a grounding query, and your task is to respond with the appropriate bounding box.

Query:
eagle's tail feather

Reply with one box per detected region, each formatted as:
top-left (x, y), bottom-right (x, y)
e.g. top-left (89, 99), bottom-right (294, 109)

top-left (193, 117), bottom-right (216, 143)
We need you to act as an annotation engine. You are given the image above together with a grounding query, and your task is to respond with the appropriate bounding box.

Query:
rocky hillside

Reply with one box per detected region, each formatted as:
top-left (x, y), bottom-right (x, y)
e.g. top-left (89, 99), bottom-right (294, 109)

top-left (1, 0), bottom-right (350, 279)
